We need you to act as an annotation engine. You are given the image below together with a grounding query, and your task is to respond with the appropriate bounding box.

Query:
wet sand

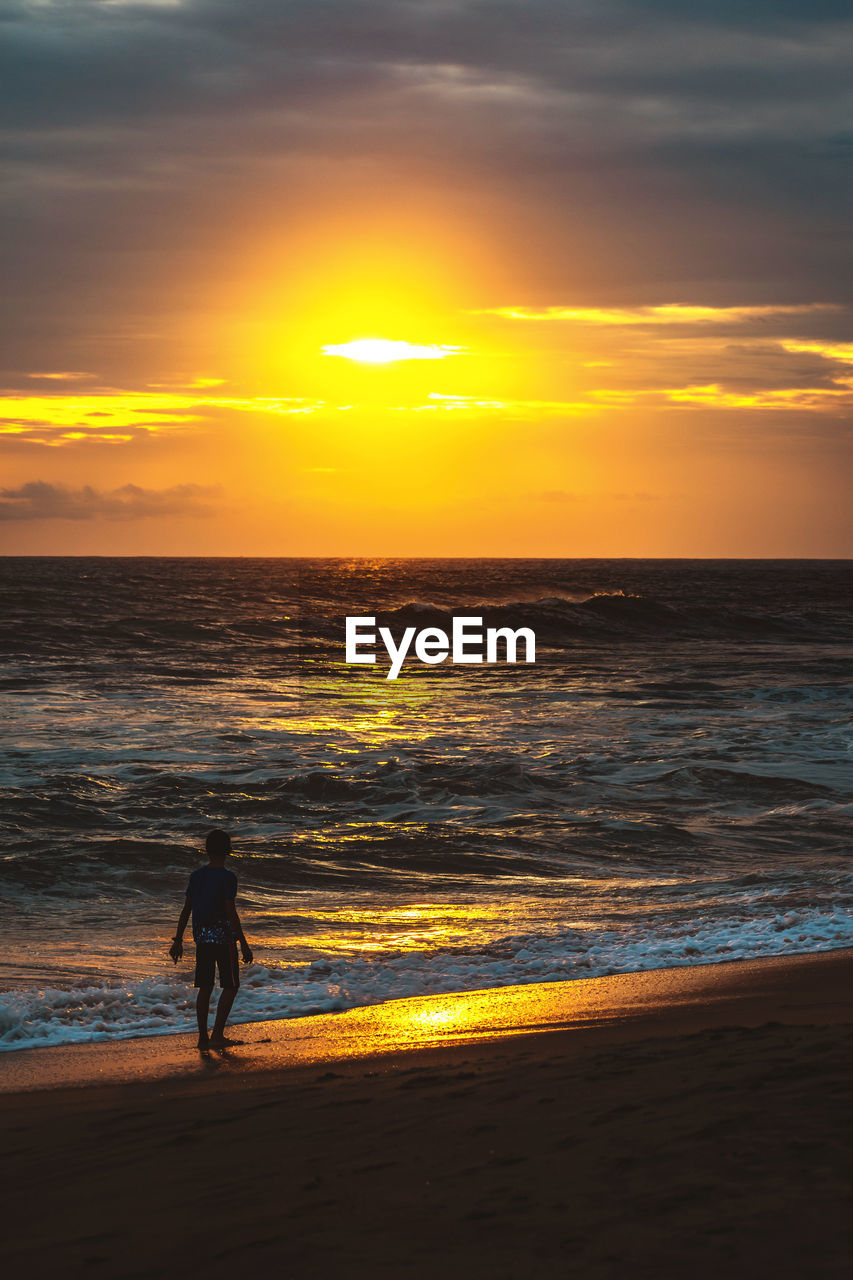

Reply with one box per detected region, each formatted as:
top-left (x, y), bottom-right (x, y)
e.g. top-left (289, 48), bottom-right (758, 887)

top-left (2, 950), bottom-right (852, 1278)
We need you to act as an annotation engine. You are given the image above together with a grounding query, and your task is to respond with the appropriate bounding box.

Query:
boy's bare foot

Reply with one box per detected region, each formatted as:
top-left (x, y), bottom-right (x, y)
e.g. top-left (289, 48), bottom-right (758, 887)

top-left (197, 1034), bottom-right (210, 1050)
top-left (209, 1035), bottom-right (244, 1048)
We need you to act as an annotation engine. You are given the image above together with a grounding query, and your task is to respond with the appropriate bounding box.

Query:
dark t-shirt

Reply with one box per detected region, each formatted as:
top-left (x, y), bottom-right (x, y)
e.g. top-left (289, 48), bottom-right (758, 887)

top-left (186, 865), bottom-right (238, 944)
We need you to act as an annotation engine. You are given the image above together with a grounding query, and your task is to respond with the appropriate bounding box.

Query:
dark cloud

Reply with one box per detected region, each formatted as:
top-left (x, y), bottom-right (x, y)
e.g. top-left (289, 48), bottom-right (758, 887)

top-left (3, 1), bottom-right (849, 137)
top-left (633, 1), bottom-right (853, 28)
top-left (592, 339), bottom-right (853, 396)
top-left (0, 481), bottom-right (220, 521)
top-left (2, 1), bottom-right (853, 375)
top-left (713, 344), bottom-right (853, 392)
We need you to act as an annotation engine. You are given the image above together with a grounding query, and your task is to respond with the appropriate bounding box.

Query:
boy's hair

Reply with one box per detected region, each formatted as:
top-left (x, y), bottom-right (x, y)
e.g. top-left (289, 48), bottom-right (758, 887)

top-left (205, 829), bottom-right (232, 859)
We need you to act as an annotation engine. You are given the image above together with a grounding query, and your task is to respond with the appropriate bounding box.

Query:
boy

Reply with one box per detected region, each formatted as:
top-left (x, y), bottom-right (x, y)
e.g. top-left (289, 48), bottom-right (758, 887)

top-left (169, 829), bottom-right (253, 1049)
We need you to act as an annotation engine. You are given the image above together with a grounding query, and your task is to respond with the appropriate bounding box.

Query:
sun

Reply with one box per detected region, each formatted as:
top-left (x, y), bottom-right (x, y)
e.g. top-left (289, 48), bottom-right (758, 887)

top-left (322, 338), bottom-right (463, 364)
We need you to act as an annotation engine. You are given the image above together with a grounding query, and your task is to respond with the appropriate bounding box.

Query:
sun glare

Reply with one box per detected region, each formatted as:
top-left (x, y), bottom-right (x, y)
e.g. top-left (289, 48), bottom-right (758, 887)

top-left (322, 339), bottom-right (462, 363)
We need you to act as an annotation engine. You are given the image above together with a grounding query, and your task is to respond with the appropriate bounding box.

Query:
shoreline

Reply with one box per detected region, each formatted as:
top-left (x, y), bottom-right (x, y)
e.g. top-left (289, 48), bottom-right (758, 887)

top-left (3, 946), bottom-right (851, 1094)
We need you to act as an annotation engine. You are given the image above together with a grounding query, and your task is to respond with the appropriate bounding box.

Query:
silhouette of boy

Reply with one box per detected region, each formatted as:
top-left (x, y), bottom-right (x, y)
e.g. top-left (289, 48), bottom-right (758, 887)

top-left (169, 829), bottom-right (253, 1049)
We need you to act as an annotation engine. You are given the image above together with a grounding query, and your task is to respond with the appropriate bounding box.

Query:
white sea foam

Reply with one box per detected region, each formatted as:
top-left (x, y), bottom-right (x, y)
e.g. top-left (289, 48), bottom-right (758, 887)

top-left (2, 903), bottom-right (852, 1052)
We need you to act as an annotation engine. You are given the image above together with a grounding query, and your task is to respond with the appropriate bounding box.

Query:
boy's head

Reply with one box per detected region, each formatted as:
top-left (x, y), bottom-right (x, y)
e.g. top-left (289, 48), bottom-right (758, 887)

top-left (205, 829), bottom-right (231, 863)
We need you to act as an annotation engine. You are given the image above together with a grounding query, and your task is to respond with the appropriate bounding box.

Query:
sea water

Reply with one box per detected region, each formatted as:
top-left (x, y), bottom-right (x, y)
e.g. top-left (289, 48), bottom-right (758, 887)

top-left (1, 557), bottom-right (851, 1050)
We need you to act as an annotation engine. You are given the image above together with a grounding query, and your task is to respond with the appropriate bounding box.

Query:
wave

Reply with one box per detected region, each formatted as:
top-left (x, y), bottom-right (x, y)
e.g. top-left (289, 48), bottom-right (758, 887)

top-left (6, 760), bottom-right (840, 856)
top-left (635, 765), bottom-right (835, 802)
top-left (3, 901), bottom-right (852, 1052)
top-left (362, 591), bottom-right (838, 646)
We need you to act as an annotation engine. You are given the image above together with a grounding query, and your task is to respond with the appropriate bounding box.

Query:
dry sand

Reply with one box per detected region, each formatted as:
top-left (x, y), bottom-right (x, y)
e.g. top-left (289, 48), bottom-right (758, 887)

top-left (2, 950), bottom-right (852, 1278)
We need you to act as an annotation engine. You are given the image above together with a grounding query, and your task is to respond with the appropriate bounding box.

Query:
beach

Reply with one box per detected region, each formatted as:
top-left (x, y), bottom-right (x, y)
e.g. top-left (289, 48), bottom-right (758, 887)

top-left (3, 950), bottom-right (851, 1278)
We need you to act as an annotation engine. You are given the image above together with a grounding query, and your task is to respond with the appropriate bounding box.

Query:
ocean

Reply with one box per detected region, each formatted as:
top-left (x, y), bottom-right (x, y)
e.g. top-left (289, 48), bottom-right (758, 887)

top-left (1, 557), bottom-right (851, 1051)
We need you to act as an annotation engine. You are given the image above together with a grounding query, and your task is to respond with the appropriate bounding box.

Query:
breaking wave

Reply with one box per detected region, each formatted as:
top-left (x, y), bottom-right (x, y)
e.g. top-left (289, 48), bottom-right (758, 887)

top-left (364, 590), bottom-right (844, 647)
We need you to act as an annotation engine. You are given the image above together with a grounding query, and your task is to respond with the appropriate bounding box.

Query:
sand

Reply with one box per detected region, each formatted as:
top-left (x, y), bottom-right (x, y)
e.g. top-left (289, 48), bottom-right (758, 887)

top-left (2, 950), bottom-right (852, 1278)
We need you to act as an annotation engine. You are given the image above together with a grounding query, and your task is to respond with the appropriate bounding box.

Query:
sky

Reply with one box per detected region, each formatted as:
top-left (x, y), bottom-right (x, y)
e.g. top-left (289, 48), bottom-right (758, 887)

top-left (1, 0), bottom-right (852, 555)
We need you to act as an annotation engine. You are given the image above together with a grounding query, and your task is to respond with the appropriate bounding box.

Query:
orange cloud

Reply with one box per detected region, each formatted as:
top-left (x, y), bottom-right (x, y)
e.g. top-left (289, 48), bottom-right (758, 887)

top-left (472, 303), bottom-right (839, 326)
top-left (25, 371), bottom-right (97, 382)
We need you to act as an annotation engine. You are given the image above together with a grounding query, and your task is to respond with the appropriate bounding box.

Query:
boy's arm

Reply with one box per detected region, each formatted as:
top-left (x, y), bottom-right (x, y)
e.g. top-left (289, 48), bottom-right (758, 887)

top-left (226, 899), bottom-right (253, 964)
top-left (169, 895), bottom-right (192, 963)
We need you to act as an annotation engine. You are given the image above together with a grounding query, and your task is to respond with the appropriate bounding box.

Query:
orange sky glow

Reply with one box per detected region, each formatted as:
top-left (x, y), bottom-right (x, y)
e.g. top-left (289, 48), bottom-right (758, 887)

top-left (1, 4), bottom-right (851, 557)
top-left (3, 259), bottom-right (850, 556)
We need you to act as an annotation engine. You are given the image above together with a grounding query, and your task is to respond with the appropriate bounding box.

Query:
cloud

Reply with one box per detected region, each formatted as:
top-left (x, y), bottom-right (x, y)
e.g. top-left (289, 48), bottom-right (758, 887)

top-left (25, 370), bottom-right (97, 381)
top-left (0, 391), bottom-right (220, 446)
top-left (657, 383), bottom-right (853, 411)
top-left (0, 481), bottom-right (221, 521)
top-left (3, 6), bottom-right (853, 225)
top-left (473, 304), bottom-right (839, 326)
top-left (2, 0), bottom-right (853, 392)
top-left (586, 336), bottom-right (853, 396)
top-left (781, 339), bottom-right (853, 363)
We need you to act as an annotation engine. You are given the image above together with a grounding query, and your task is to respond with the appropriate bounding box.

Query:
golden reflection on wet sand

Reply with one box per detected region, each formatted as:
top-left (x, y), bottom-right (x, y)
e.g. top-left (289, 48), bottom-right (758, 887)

top-left (8, 950), bottom-right (847, 1094)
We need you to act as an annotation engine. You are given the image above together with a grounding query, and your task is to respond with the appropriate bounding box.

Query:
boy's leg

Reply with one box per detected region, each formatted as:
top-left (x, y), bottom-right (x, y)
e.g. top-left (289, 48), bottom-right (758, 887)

top-left (211, 987), bottom-right (237, 1042)
top-left (196, 986), bottom-right (213, 1047)
top-left (194, 944), bottom-right (218, 1048)
top-left (210, 940), bottom-right (240, 1045)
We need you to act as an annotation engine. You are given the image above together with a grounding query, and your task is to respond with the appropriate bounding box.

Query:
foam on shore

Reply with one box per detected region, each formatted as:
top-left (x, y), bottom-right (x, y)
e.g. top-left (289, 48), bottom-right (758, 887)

top-left (3, 948), bottom-right (851, 1095)
top-left (2, 900), bottom-right (851, 1053)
